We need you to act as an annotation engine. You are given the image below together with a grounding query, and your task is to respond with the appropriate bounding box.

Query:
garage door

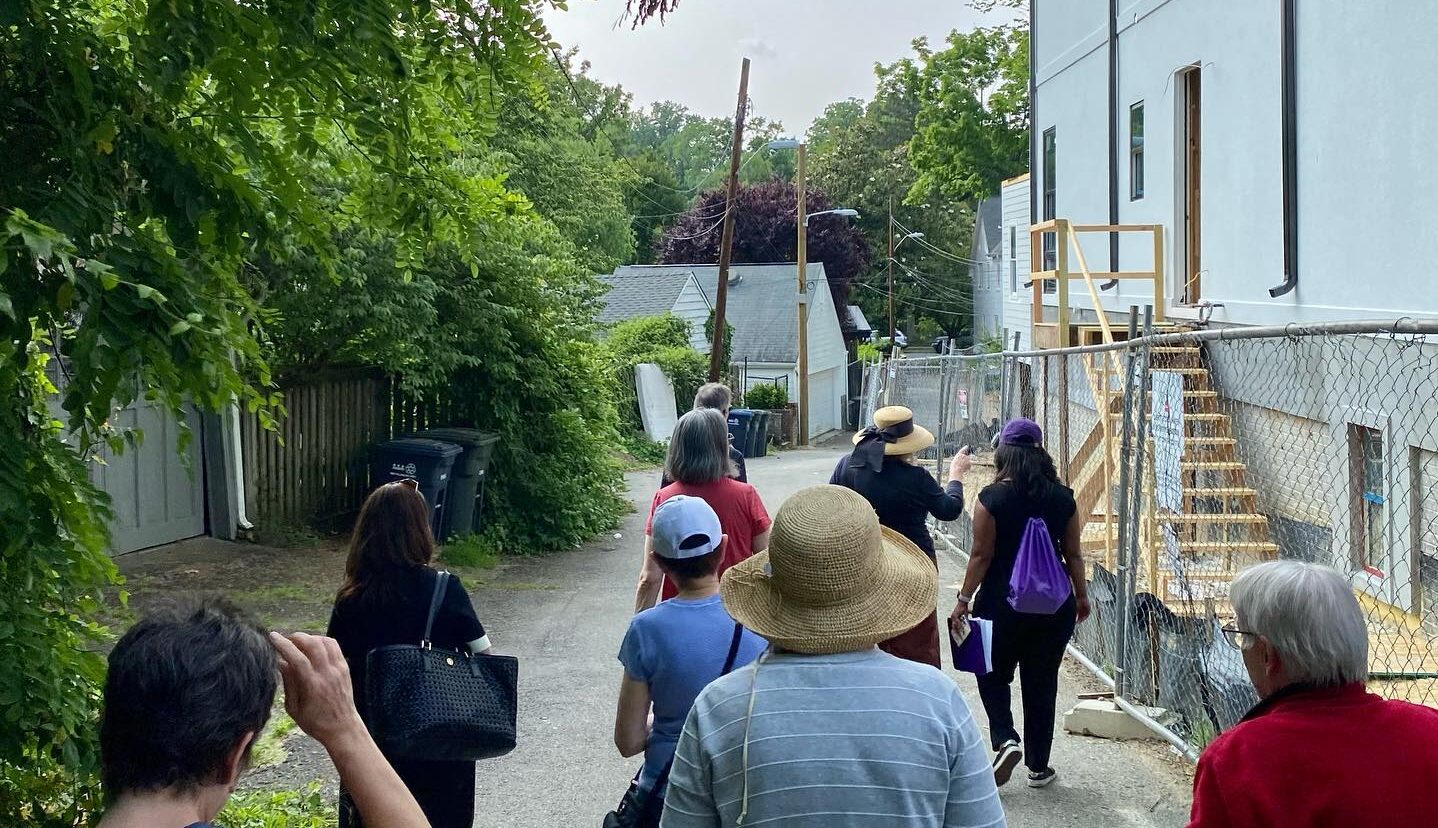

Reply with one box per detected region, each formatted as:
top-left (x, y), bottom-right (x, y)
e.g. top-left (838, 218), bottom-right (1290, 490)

top-left (807, 367), bottom-right (840, 436)
top-left (94, 403), bottom-right (207, 554)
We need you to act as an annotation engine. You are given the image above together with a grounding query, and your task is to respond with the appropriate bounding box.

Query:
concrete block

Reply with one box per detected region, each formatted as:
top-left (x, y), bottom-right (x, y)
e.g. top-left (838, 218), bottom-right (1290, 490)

top-left (1063, 699), bottom-right (1169, 741)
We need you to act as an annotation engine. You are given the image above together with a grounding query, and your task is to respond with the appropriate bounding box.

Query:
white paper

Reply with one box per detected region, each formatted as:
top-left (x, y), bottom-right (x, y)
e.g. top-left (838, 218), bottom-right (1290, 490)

top-left (1150, 370), bottom-right (1186, 513)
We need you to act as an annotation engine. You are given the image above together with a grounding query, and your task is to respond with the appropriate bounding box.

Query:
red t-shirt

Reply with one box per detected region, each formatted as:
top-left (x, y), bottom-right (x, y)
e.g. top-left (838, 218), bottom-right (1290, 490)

top-left (646, 478), bottom-right (772, 601)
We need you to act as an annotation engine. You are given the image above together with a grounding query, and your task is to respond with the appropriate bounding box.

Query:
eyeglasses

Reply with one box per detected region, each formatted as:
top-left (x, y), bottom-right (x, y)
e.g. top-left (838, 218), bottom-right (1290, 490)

top-left (1220, 623), bottom-right (1260, 650)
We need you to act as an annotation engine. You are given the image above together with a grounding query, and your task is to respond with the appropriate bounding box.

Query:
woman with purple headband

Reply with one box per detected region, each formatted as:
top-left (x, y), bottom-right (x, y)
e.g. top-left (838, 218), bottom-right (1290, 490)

top-left (949, 417), bottom-right (1091, 791)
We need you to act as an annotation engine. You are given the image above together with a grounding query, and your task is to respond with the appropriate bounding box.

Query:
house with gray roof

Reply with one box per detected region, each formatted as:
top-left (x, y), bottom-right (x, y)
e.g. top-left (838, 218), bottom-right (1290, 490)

top-left (970, 193), bottom-right (1006, 344)
top-left (607, 263), bottom-right (848, 436)
top-left (597, 269), bottom-right (712, 353)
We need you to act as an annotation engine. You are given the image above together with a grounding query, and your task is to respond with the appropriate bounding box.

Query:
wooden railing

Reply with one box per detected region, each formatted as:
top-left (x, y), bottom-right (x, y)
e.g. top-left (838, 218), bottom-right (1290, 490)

top-left (1028, 219), bottom-right (1166, 348)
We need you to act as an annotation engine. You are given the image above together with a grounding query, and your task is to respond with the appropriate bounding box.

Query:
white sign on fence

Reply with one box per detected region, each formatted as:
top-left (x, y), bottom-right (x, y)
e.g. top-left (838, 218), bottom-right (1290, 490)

top-left (1151, 370), bottom-right (1186, 512)
top-left (956, 389), bottom-right (969, 420)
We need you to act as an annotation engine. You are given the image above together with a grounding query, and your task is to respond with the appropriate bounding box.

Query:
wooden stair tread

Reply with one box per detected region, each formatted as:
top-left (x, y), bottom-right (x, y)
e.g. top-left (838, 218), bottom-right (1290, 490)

top-left (1183, 437), bottom-right (1238, 446)
top-left (1111, 412), bottom-right (1228, 421)
top-left (1157, 367), bottom-right (1211, 375)
top-left (1151, 346), bottom-right (1200, 354)
top-left (1177, 541), bottom-right (1279, 553)
top-left (1181, 390), bottom-right (1219, 398)
top-left (1181, 461), bottom-right (1246, 470)
top-left (1163, 513), bottom-right (1268, 524)
top-left (1184, 487), bottom-right (1258, 496)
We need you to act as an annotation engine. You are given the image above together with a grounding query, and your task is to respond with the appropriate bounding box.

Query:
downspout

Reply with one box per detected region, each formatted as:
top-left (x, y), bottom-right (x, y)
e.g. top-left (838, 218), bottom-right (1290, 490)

top-left (1029, 0), bottom-right (1038, 227)
top-left (1269, 0), bottom-right (1298, 297)
top-left (1103, 0), bottom-right (1119, 291)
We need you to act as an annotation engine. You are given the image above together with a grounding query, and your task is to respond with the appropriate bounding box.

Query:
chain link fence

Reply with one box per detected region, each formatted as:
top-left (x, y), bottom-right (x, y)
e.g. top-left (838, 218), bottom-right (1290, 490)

top-left (868, 320), bottom-right (1438, 758)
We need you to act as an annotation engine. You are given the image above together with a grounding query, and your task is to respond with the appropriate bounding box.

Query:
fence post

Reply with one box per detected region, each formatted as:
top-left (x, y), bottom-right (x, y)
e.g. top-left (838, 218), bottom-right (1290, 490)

top-left (1058, 356), bottom-right (1071, 480)
top-left (1112, 307), bottom-right (1142, 699)
top-left (935, 357), bottom-right (950, 480)
top-left (1121, 306), bottom-right (1156, 703)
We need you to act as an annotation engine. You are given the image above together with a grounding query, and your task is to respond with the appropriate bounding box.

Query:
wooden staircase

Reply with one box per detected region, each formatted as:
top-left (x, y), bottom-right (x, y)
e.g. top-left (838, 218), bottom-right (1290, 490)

top-left (1074, 342), bottom-right (1277, 616)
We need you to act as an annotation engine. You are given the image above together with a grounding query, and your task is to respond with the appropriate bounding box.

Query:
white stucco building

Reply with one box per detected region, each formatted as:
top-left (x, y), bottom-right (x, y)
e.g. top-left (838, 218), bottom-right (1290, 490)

top-left (1030, 0), bottom-right (1438, 327)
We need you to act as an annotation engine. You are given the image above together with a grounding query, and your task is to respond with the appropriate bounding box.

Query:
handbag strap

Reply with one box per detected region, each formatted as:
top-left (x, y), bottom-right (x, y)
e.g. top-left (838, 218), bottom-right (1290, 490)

top-left (720, 621), bottom-right (745, 676)
top-left (421, 570), bottom-right (449, 647)
top-left (652, 622), bottom-right (746, 793)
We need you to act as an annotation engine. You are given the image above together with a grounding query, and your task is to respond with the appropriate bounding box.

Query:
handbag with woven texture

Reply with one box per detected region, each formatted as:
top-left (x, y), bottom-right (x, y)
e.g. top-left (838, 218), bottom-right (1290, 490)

top-left (365, 571), bottom-right (518, 762)
top-left (603, 622), bottom-right (746, 828)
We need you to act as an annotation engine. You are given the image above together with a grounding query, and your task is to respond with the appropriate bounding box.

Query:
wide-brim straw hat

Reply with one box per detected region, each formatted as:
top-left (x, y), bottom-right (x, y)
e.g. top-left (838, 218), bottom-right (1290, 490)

top-left (720, 485), bottom-right (938, 654)
top-left (852, 405), bottom-right (935, 456)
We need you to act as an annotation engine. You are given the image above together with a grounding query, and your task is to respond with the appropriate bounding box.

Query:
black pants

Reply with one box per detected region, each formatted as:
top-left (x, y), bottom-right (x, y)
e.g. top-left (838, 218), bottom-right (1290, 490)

top-left (340, 757), bottom-right (476, 828)
top-left (974, 597), bottom-right (1077, 773)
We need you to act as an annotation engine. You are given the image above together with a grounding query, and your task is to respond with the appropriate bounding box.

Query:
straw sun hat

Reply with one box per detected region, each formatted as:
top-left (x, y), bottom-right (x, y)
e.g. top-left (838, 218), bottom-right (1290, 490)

top-left (853, 405), bottom-right (935, 456)
top-left (720, 485), bottom-right (938, 654)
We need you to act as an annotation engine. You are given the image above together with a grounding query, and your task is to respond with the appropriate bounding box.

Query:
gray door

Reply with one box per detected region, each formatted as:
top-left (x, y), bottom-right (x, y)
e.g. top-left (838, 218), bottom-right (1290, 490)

top-left (96, 403), bottom-right (207, 554)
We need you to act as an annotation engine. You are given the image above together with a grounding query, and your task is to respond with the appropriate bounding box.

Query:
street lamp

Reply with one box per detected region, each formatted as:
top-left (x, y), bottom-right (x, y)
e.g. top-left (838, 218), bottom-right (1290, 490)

top-left (766, 138), bottom-right (858, 445)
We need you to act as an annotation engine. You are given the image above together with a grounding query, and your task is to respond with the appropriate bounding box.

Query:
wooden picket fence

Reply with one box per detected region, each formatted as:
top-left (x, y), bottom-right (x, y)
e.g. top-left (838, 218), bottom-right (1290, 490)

top-left (240, 370), bottom-right (392, 526)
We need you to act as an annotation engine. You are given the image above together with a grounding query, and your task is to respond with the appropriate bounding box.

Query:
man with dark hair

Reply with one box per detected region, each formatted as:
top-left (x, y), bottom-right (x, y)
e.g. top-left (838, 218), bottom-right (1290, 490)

top-left (661, 382), bottom-right (746, 486)
top-left (614, 496), bottom-right (767, 823)
top-left (98, 600), bottom-right (429, 828)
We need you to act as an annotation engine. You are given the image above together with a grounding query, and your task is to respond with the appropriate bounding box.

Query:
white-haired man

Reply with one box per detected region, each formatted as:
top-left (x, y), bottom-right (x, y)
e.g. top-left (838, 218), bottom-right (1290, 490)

top-left (1188, 561), bottom-right (1438, 827)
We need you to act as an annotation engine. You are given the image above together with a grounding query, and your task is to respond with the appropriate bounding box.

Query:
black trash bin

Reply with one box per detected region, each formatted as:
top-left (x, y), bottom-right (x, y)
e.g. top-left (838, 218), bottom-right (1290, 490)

top-left (409, 428), bottom-right (500, 540)
top-left (746, 410), bottom-right (769, 458)
top-left (728, 409), bottom-right (753, 460)
top-left (370, 438), bottom-right (462, 540)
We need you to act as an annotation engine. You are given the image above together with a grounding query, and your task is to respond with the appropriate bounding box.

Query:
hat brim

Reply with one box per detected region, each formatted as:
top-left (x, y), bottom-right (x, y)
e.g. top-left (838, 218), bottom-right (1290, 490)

top-left (851, 423), bottom-right (935, 456)
top-left (719, 527), bottom-right (938, 655)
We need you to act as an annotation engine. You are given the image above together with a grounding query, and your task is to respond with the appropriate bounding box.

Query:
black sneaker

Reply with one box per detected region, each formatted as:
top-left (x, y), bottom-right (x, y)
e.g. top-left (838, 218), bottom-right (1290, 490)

top-left (1027, 767), bottom-right (1058, 788)
top-left (992, 740), bottom-right (1022, 787)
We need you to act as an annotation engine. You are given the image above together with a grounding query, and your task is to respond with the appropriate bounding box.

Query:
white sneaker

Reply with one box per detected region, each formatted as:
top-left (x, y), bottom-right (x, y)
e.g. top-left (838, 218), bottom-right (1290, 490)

top-left (1027, 767), bottom-right (1058, 788)
top-left (992, 740), bottom-right (1022, 787)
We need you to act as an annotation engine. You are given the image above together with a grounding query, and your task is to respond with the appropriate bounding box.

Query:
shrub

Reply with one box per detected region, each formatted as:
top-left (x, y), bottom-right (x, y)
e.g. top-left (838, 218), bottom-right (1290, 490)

top-left (217, 784), bottom-right (335, 828)
top-left (605, 314), bottom-right (707, 432)
top-left (744, 383), bottom-right (789, 410)
top-left (856, 341), bottom-right (882, 363)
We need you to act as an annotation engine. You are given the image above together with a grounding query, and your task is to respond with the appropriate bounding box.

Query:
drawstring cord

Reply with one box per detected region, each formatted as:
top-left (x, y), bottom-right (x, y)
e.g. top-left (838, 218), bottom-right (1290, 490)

top-left (735, 648), bottom-right (771, 825)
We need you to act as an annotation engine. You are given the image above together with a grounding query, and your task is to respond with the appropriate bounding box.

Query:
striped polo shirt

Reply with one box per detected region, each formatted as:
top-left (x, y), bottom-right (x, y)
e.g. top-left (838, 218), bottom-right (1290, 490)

top-left (661, 648), bottom-right (1007, 827)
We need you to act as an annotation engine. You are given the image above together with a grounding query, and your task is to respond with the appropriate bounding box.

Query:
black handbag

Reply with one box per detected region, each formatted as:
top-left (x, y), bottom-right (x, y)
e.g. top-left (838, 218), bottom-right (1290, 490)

top-left (603, 622), bottom-right (746, 828)
top-left (364, 571), bottom-right (519, 762)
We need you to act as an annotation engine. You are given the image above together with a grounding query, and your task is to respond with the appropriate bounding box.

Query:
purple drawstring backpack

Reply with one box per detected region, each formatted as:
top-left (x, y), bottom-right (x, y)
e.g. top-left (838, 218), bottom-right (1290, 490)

top-left (1007, 516), bottom-right (1072, 614)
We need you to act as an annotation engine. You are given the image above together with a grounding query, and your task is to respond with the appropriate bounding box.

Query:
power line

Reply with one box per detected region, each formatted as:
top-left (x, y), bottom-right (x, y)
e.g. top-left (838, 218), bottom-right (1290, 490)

top-left (853, 282), bottom-right (971, 315)
top-left (891, 216), bottom-right (986, 266)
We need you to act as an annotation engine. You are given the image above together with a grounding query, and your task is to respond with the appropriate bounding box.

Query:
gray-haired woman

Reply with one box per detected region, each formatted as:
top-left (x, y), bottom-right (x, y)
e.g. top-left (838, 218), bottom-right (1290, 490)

top-left (635, 408), bottom-right (772, 612)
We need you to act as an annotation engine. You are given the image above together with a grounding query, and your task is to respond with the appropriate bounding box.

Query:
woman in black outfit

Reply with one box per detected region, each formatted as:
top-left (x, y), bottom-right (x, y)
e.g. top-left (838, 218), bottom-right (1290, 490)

top-left (328, 479), bottom-right (492, 828)
top-left (830, 405), bottom-right (971, 668)
top-left (948, 418), bottom-right (1090, 790)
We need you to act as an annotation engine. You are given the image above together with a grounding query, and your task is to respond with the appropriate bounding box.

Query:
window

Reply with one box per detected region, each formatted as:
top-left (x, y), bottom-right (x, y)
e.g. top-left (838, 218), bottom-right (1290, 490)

top-left (1008, 225), bottom-right (1018, 293)
top-left (1041, 127), bottom-right (1057, 293)
top-left (1350, 425), bottom-right (1386, 573)
top-left (1414, 448), bottom-right (1438, 629)
top-left (1130, 102), bottom-right (1145, 200)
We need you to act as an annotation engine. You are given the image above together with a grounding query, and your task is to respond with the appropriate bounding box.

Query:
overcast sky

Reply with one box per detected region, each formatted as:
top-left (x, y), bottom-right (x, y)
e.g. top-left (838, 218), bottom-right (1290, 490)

top-left (544, 1), bottom-right (1003, 135)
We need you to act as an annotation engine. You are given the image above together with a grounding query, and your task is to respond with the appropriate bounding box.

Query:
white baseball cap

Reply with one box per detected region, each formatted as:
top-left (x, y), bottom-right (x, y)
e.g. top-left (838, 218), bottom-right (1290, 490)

top-left (651, 495), bottom-right (724, 560)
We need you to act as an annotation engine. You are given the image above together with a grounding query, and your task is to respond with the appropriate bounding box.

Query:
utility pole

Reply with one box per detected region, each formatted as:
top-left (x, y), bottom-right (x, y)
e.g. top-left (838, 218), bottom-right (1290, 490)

top-left (887, 193), bottom-right (896, 348)
top-left (796, 143), bottom-right (810, 446)
top-left (708, 57), bottom-right (750, 382)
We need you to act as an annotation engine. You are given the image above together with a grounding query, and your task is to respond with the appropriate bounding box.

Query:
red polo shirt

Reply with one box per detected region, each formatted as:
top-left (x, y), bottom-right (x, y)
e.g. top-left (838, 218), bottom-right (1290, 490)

top-left (647, 478), bottom-right (771, 601)
top-left (1188, 682), bottom-right (1438, 827)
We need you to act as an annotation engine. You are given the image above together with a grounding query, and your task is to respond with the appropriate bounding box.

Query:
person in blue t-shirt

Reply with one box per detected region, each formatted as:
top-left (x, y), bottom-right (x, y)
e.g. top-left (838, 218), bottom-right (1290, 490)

top-left (613, 495), bottom-right (767, 823)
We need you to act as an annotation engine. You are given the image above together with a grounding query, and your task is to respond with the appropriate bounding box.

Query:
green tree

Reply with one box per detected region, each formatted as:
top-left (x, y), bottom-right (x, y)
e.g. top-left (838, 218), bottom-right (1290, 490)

top-left (908, 25), bottom-right (1030, 204)
top-left (0, 0), bottom-right (556, 821)
top-left (807, 54), bottom-right (976, 342)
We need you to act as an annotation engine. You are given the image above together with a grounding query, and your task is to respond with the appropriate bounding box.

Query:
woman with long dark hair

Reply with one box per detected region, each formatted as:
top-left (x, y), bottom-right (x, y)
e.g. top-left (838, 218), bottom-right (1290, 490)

top-left (327, 479), bottom-right (492, 828)
top-left (948, 418), bottom-right (1090, 790)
